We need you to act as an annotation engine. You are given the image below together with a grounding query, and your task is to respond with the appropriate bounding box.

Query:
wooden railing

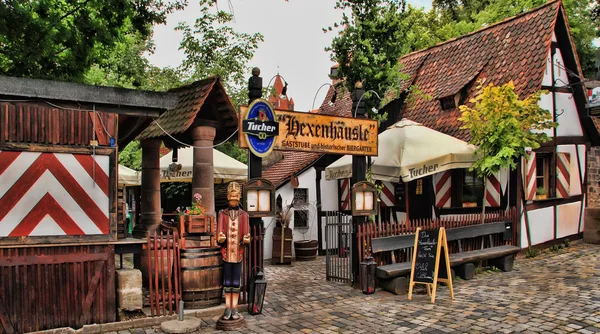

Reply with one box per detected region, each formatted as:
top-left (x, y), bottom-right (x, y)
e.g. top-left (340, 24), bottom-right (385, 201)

top-left (358, 208), bottom-right (517, 265)
top-left (147, 230), bottom-right (181, 317)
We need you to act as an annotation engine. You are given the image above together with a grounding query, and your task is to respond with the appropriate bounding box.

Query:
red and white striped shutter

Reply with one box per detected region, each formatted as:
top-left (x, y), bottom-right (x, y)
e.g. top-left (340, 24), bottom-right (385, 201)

top-left (339, 178), bottom-right (351, 211)
top-left (523, 152), bottom-right (537, 201)
top-left (556, 152), bottom-right (571, 198)
top-left (433, 171), bottom-right (452, 208)
top-left (484, 172), bottom-right (501, 207)
top-left (0, 151), bottom-right (109, 237)
top-left (379, 181), bottom-right (396, 207)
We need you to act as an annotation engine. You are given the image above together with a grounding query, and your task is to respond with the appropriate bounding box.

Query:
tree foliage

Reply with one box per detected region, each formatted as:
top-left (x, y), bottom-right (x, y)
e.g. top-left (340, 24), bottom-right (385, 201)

top-left (118, 140), bottom-right (143, 171)
top-left (458, 81), bottom-right (557, 177)
top-left (0, 0), bottom-right (185, 81)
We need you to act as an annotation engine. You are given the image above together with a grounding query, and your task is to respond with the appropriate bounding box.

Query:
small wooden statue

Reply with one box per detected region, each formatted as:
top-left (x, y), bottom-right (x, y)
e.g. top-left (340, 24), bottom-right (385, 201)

top-left (216, 181), bottom-right (250, 327)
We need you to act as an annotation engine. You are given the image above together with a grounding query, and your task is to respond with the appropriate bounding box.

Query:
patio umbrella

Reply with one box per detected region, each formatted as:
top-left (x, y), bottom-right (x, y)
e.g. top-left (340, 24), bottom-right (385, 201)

top-left (118, 164), bottom-right (141, 186)
top-left (325, 119), bottom-right (478, 182)
top-left (159, 147), bottom-right (247, 183)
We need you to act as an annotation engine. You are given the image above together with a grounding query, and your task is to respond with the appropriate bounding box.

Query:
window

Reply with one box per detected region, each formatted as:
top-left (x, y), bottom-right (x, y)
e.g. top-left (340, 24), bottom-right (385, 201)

top-left (294, 210), bottom-right (309, 229)
top-left (462, 170), bottom-right (484, 206)
top-left (293, 188), bottom-right (308, 206)
top-left (293, 188), bottom-right (309, 229)
top-left (440, 96), bottom-right (456, 110)
top-left (536, 154), bottom-right (551, 196)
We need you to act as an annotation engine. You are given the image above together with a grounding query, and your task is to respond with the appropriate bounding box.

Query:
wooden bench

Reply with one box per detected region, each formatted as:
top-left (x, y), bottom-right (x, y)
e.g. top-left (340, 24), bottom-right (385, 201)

top-left (371, 221), bottom-right (519, 294)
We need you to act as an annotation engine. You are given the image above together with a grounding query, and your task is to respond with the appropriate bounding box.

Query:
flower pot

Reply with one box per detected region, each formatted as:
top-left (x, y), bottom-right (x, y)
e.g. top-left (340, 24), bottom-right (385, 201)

top-left (462, 202), bottom-right (477, 208)
top-left (294, 240), bottom-right (318, 261)
top-left (536, 194), bottom-right (547, 200)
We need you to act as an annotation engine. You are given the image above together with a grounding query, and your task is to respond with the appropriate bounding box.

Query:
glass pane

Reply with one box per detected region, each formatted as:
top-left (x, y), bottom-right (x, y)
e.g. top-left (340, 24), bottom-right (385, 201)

top-left (536, 157), bottom-right (545, 177)
top-left (463, 170), bottom-right (484, 205)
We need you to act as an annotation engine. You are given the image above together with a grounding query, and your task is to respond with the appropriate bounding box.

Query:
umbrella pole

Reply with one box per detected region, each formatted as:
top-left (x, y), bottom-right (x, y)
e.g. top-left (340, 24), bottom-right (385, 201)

top-left (405, 182), bottom-right (410, 221)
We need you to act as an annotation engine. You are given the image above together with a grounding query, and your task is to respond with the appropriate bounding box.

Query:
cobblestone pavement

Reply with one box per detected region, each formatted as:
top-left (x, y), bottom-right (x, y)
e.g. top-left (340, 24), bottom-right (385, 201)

top-left (136, 242), bottom-right (600, 334)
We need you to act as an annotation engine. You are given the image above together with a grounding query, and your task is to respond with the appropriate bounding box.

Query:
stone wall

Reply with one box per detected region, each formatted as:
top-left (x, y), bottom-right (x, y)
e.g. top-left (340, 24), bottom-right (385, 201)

top-left (588, 147), bottom-right (600, 208)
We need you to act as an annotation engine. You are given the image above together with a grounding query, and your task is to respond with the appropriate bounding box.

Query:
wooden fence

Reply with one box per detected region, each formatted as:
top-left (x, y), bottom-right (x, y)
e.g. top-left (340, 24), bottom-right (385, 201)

top-left (358, 208), bottom-right (517, 266)
top-left (147, 230), bottom-right (181, 317)
top-left (0, 245), bottom-right (115, 333)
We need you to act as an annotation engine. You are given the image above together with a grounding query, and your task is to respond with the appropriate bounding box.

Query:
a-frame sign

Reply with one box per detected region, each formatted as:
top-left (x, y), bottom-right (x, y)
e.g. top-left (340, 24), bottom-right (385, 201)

top-left (408, 227), bottom-right (454, 303)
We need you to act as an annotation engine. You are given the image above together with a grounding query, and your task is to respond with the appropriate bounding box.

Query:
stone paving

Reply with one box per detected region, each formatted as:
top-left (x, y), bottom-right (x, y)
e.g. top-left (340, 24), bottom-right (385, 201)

top-left (132, 242), bottom-right (600, 334)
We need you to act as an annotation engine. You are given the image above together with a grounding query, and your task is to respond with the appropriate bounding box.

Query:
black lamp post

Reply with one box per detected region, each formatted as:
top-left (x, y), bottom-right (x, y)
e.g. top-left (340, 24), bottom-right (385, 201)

top-left (248, 268), bottom-right (267, 315)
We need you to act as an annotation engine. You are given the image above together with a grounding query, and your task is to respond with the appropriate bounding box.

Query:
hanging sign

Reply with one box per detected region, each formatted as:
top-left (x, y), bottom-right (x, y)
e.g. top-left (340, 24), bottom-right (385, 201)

top-left (239, 108), bottom-right (378, 156)
top-left (241, 99), bottom-right (279, 157)
top-left (408, 227), bottom-right (454, 304)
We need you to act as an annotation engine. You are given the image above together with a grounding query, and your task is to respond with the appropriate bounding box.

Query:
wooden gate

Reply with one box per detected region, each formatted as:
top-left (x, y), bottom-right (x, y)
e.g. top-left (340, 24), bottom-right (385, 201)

top-left (0, 245), bottom-right (115, 334)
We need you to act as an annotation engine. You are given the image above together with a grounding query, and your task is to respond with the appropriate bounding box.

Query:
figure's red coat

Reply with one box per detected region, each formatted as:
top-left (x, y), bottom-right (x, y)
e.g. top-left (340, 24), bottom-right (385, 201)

top-left (217, 208), bottom-right (249, 263)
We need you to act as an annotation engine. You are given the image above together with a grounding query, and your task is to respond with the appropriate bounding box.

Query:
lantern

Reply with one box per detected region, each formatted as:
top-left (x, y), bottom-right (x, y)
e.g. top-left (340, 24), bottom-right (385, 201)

top-left (248, 268), bottom-right (267, 315)
top-left (360, 256), bottom-right (376, 294)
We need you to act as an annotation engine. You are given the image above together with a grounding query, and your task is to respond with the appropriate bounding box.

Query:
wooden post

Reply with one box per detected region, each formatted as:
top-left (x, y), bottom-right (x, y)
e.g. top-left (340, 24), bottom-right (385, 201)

top-left (191, 126), bottom-right (216, 217)
top-left (133, 139), bottom-right (162, 238)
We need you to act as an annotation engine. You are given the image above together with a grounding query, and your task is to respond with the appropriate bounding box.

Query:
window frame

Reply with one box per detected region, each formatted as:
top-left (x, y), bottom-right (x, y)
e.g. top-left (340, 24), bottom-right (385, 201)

top-left (451, 169), bottom-right (485, 208)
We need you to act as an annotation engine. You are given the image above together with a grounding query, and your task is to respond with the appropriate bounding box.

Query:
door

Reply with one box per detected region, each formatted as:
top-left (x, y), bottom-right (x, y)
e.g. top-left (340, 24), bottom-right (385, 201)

top-left (407, 176), bottom-right (433, 220)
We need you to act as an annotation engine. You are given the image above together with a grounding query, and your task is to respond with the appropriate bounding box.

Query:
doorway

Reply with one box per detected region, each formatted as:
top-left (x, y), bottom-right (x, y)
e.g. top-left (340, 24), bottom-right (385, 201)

top-left (407, 177), bottom-right (433, 220)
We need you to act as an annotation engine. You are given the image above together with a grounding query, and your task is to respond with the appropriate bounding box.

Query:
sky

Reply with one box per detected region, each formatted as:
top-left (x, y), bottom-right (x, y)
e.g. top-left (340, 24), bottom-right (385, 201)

top-left (148, 0), bottom-right (432, 110)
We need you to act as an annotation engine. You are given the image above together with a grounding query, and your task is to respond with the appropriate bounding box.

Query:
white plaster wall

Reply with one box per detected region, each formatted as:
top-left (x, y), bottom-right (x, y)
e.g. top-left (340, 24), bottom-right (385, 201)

top-left (262, 167), bottom-right (319, 260)
top-left (552, 32), bottom-right (557, 42)
top-left (557, 144), bottom-right (582, 196)
top-left (520, 214), bottom-right (528, 248)
top-left (555, 92), bottom-right (583, 137)
top-left (553, 49), bottom-right (569, 88)
top-left (320, 170), bottom-right (339, 211)
top-left (526, 207), bottom-right (555, 245)
top-left (556, 201), bottom-right (582, 239)
top-left (542, 50), bottom-right (553, 87)
top-left (536, 93), bottom-right (554, 137)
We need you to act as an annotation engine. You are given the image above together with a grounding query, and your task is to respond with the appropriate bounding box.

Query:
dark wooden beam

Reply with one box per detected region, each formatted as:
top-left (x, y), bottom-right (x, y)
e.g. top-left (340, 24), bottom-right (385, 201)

top-left (526, 194), bottom-right (584, 210)
top-left (0, 142), bottom-right (113, 155)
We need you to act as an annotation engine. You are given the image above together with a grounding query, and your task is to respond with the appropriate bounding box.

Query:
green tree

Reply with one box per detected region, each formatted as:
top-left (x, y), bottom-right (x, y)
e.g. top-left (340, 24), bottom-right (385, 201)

top-left (118, 140), bottom-right (143, 171)
top-left (458, 81), bottom-right (556, 219)
top-left (0, 0), bottom-right (185, 81)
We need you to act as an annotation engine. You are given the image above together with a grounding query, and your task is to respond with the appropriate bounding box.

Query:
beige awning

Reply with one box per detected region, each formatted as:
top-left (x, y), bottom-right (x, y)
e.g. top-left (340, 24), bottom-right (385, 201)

top-left (159, 147), bottom-right (247, 183)
top-left (325, 119), bottom-right (478, 182)
top-left (118, 164), bottom-right (141, 186)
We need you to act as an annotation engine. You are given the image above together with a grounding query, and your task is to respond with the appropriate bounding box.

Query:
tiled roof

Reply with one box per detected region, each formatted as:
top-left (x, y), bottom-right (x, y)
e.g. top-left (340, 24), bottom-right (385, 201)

top-left (262, 81), bottom-right (352, 187)
top-left (392, 0), bottom-right (561, 141)
top-left (137, 77), bottom-right (237, 140)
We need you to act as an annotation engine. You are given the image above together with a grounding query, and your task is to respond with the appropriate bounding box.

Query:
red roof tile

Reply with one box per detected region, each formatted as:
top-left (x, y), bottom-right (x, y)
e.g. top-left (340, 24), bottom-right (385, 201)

top-left (391, 0), bottom-right (561, 141)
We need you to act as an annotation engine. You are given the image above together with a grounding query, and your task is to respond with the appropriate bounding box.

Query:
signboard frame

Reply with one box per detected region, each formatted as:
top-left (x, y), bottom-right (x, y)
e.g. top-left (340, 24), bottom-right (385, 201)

top-left (243, 178), bottom-right (276, 218)
top-left (241, 99), bottom-right (279, 158)
top-left (408, 227), bottom-right (454, 304)
top-left (239, 107), bottom-right (378, 156)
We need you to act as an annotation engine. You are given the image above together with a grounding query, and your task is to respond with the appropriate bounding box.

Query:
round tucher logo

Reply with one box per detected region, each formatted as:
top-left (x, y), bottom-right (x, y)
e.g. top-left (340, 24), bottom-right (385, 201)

top-left (242, 99), bottom-right (279, 157)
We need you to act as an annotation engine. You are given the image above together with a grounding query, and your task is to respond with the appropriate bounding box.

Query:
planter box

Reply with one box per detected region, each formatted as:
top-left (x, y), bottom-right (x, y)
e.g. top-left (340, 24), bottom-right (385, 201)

top-left (462, 202), bottom-right (477, 208)
top-left (180, 215), bottom-right (208, 234)
top-left (272, 226), bottom-right (292, 265)
top-left (536, 194), bottom-right (547, 200)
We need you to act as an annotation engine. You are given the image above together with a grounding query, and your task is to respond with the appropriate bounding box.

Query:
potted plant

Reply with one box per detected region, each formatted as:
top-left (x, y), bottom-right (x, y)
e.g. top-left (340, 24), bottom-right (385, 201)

top-left (462, 195), bottom-right (478, 208)
top-left (178, 193), bottom-right (208, 234)
top-left (536, 187), bottom-right (547, 200)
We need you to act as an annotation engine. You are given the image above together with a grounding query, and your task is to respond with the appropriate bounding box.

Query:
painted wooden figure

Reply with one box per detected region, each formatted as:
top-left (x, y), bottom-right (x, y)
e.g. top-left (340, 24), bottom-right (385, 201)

top-left (217, 181), bottom-right (250, 321)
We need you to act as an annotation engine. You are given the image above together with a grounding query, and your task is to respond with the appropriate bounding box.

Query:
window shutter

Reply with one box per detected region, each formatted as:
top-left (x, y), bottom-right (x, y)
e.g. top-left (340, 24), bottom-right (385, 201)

top-left (556, 152), bottom-right (571, 198)
top-left (339, 178), bottom-right (351, 210)
top-left (379, 181), bottom-right (396, 207)
top-left (523, 152), bottom-right (537, 201)
top-left (484, 172), bottom-right (501, 207)
top-left (434, 171), bottom-right (452, 208)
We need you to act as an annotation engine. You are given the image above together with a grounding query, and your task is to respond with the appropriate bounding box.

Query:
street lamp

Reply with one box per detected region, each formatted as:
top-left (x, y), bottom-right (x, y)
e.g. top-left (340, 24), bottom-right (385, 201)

top-left (352, 84), bottom-right (383, 118)
top-left (264, 74), bottom-right (289, 99)
top-left (311, 83), bottom-right (339, 111)
top-left (248, 268), bottom-right (267, 315)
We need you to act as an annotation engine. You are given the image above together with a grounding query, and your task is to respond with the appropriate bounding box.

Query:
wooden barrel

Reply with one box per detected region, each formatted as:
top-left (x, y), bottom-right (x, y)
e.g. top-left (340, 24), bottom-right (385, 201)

top-left (180, 247), bottom-right (223, 308)
top-left (139, 237), bottom-right (173, 288)
top-left (584, 208), bottom-right (600, 244)
top-left (294, 240), bottom-right (318, 261)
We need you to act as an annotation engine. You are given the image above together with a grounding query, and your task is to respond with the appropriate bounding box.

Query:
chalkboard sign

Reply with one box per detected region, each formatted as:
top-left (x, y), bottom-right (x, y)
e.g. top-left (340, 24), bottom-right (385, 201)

top-left (408, 227), bottom-right (454, 303)
top-left (413, 229), bottom-right (439, 283)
